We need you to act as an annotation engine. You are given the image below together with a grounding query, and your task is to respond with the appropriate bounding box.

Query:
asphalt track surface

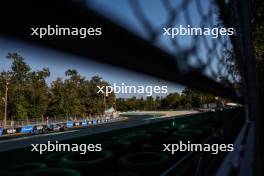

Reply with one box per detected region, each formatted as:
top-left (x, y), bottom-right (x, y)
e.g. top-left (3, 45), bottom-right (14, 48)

top-left (0, 112), bottom-right (196, 152)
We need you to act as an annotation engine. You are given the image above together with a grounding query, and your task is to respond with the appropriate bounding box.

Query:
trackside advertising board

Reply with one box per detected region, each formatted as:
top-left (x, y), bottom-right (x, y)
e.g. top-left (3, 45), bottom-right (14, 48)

top-left (0, 128), bottom-right (3, 136)
top-left (66, 121), bottom-right (74, 128)
top-left (21, 125), bottom-right (34, 133)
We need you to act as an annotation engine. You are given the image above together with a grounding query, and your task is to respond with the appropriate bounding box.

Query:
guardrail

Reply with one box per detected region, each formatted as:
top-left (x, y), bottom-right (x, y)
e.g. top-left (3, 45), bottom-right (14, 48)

top-left (215, 121), bottom-right (253, 176)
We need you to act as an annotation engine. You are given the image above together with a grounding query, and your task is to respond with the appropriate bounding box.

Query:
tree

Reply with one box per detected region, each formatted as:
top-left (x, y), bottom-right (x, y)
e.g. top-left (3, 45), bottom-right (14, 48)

top-left (26, 68), bottom-right (50, 119)
top-left (1, 52), bottom-right (228, 121)
top-left (161, 93), bottom-right (181, 109)
top-left (253, 0), bottom-right (264, 99)
top-left (181, 87), bottom-right (215, 109)
top-left (64, 69), bottom-right (85, 117)
top-left (6, 53), bottom-right (31, 119)
top-left (0, 73), bottom-right (5, 119)
top-left (46, 78), bottom-right (66, 117)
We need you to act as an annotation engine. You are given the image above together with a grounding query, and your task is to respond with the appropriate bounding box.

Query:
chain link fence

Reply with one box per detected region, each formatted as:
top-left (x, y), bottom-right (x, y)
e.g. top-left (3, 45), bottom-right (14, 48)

top-left (0, 0), bottom-right (243, 102)
top-left (88, 0), bottom-right (242, 91)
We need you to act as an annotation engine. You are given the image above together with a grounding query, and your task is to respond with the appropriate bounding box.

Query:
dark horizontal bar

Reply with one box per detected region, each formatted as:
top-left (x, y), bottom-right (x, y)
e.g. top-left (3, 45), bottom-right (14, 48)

top-left (0, 0), bottom-right (242, 102)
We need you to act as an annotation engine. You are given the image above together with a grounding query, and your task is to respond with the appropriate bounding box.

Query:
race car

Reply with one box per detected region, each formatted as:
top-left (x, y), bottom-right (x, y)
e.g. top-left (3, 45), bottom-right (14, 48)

top-left (46, 123), bottom-right (65, 132)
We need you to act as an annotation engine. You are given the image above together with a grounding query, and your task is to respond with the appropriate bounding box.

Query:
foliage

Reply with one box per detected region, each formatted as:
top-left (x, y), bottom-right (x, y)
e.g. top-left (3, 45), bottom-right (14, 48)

top-left (253, 0), bottom-right (264, 97)
top-left (0, 53), bottom-right (221, 120)
top-left (115, 87), bottom-right (218, 111)
top-left (0, 53), bottom-right (115, 120)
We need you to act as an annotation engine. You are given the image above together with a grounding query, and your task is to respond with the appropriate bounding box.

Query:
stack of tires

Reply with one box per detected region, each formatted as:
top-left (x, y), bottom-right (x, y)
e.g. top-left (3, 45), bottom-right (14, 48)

top-left (59, 150), bottom-right (113, 175)
top-left (0, 151), bottom-right (114, 176)
top-left (0, 111), bottom-right (232, 176)
top-left (172, 129), bottom-right (203, 142)
top-left (118, 152), bottom-right (169, 176)
top-left (0, 163), bottom-right (80, 176)
top-left (105, 133), bottom-right (152, 158)
top-left (0, 163), bottom-right (47, 176)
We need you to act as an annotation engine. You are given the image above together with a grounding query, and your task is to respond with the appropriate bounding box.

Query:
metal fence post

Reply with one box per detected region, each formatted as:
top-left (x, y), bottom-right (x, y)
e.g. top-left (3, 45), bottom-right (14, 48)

top-left (238, 0), bottom-right (263, 175)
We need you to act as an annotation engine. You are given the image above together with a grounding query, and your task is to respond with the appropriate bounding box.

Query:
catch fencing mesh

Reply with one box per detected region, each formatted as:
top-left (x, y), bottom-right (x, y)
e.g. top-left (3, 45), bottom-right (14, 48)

top-left (88, 0), bottom-right (243, 95)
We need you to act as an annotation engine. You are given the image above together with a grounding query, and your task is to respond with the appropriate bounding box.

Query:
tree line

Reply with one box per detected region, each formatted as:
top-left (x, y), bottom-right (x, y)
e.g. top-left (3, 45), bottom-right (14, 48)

top-left (0, 53), bottom-right (218, 120)
top-left (115, 88), bottom-right (219, 112)
top-left (0, 53), bottom-right (115, 120)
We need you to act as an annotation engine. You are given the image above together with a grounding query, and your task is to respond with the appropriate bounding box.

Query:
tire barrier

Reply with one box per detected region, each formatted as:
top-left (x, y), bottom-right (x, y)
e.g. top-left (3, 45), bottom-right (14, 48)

top-left (115, 133), bottom-right (152, 152)
top-left (141, 140), bottom-right (165, 153)
top-left (105, 133), bottom-right (152, 157)
top-left (118, 133), bottom-right (152, 144)
top-left (111, 133), bottom-right (134, 141)
top-left (0, 163), bottom-right (46, 176)
top-left (146, 129), bottom-right (169, 139)
top-left (0, 110), bottom-right (241, 176)
top-left (98, 171), bottom-right (141, 176)
top-left (172, 129), bottom-right (203, 142)
top-left (25, 168), bottom-right (80, 176)
top-left (118, 152), bottom-right (169, 175)
top-left (45, 152), bottom-right (68, 167)
top-left (142, 137), bottom-right (182, 153)
top-left (117, 133), bottom-right (152, 147)
top-left (160, 119), bottom-right (198, 133)
top-left (60, 150), bottom-right (113, 175)
top-left (161, 126), bottom-right (180, 132)
top-left (104, 141), bottom-right (134, 158)
top-left (187, 123), bottom-right (217, 135)
top-left (141, 136), bottom-right (188, 159)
